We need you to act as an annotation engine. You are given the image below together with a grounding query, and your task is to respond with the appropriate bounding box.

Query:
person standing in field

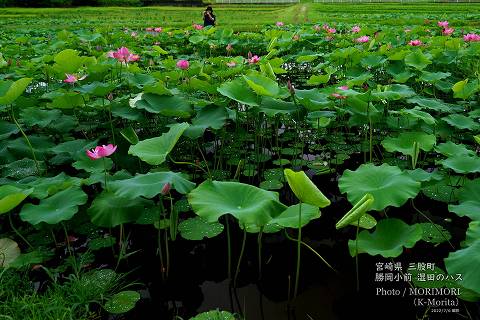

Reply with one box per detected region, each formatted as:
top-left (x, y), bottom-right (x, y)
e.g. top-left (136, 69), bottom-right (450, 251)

top-left (203, 6), bottom-right (216, 27)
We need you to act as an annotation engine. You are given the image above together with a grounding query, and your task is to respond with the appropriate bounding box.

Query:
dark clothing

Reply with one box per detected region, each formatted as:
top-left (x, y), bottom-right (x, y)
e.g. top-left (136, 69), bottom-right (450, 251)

top-left (203, 11), bottom-right (215, 27)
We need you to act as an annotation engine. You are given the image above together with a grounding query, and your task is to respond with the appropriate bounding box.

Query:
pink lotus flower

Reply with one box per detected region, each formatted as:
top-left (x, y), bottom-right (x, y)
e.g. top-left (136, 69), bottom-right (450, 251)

top-left (442, 28), bottom-right (454, 35)
top-left (226, 43), bottom-right (233, 52)
top-left (193, 24), bottom-right (203, 30)
top-left (176, 59), bottom-right (189, 70)
top-left (276, 21), bottom-right (284, 27)
top-left (438, 21), bottom-right (449, 28)
top-left (64, 74), bottom-right (87, 83)
top-left (292, 34), bottom-right (300, 41)
top-left (248, 55), bottom-right (260, 64)
top-left (322, 24), bottom-right (329, 31)
top-left (226, 61), bottom-right (236, 67)
top-left (161, 183), bottom-right (171, 195)
top-left (107, 47), bottom-right (140, 63)
top-left (313, 25), bottom-right (321, 32)
top-left (131, 32), bottom-right (138, 37)
top-left (146, 27), bottom-right (153, 31)
top-left (404, 29), bottom-right (412, 33)
top-left (464, 33), bottom-right (480, 42)
top-left (86, 144), bottom-right (117, 160)
top-left (327, 28), bottom-right (336, 34)
top-left (338, 85), bottom-right (349, 90)
top-left (154, 27), bottom-right (162, 32)
top-left (408, 39), bottom-right (422, 46)
top-left (331, 93), bottom-right (346, 99)
top-left (351, 25), bottom-right (361, 33)
top-left (356, 35), bottom-right (370, 43)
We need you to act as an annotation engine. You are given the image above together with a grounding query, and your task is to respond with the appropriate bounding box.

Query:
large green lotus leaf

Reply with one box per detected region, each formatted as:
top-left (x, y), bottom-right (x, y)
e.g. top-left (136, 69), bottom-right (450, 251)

top-left (442, 114), bottom-right (479, 130)
top-left (422, 178), bottom-right (459, 203)
top-left (401, 108), bottom-right (436, 125)
top-left (0, 185), bottom-right (33, 214)
top-left (371, 84), bottom-right (415, 101)
top-left (125, 73), bottom-right (156, 89)
top-left (448, 179), bottom-right (480, 220)
top-left (184, 105), bottom-right (228, 139)
top-left (464, 221), bottom-right (480, 247)
top-left (190, 310), bottom-right (235, 320)
top-left (1, 158), bottom-right (46, 179)
top-left (243, 71), bottom-right (288, 98)
top-left (438, 156), bottom-right (480, 174)
top-left (348, 218), bottom-right (423, 258)
top-left (349, 213), bottom-right (377, 229)
top-left (48, 92), bottom-right (84, 109)
top-left (20, 108), bottom-right (62, 128)
top-left (52, 49), bottom-right (96, 76)
top-left (452, 79), bottom-right (479, 100)
top-left (435, 141), bottom-right (476, 158)
top-left (295, 89), bottom-right (333, 111)
top-left (0, 78), bottom-right (32, 105)
top-left (336, 194), bottom-right (374, 229)
top-left (76, 81), bottom-right (116, 96)
top-left (73, 157), bottom-right (113, 173)
top-left (131, 93), bottom-right (192, 118)
top-left (382, 132), bottom-right (435, 157)
top-left (20, 187), bottom-right (87, 225)
top-left (104, 291), bottom-right (140, 314)
top-left (178, 216), bottom-right (224, 240)
top-left (258, 97), bottom-right (300, 117)
top-left (129, 122), bottom-right (189, 165)
top-left (51, 139), bottom-right (98, 161)
top-left (109, 171), bottom-right (195, 199)
top-left (404, 50), bottom-right (432, 70)
top-left (270, 203), bottom-right (320, 228)
top-left (88, 191), bottom-right (153, 227)
top-left (406, 96), bottom-right (458, 113)
top-left (419, 71), bottom-right (451, 83)
top-left (188, 180), bottom-right (286, 226)
top-left (284, 169), bottom-right (330, 208)
top-left (0, 120), bottom-right (19, 140)
top-left (419, 223), bottom-right (452, 244)
top-left (444, 240), bottom-right (480, 295)
top-left (217, 78), bottom-right (260, 107)
top-left (25, 173), bottom-right (83, 199)
top-left (0, 238), bottom-right (21, 268)
top-left (405, 168), bottom-right (443, 182)
top-left (339, 163), bottom-right (420, 211)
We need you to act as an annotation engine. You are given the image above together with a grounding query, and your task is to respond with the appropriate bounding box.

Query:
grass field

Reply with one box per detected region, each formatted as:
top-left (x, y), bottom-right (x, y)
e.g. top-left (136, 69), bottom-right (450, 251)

top-left (0, 3), bottom-right (479, 31)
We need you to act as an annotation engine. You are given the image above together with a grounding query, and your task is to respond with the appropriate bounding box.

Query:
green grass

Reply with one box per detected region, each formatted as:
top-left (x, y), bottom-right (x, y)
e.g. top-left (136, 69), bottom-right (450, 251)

top-left (0, 3), bottom-right (479, 32)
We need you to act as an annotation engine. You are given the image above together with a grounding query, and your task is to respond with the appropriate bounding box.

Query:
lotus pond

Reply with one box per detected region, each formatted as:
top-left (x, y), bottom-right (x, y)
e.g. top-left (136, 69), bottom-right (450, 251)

top-left (1, 11), bottom-right (480, 320)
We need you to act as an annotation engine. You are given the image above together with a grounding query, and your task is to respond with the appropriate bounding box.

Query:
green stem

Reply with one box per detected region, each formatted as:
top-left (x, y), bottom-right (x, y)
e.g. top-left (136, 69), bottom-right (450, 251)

top-left (355, 219), bottom-right (360, 292)
top-left (226, 216), bottom-right (232, 279)
top-left (233, 227), bottom-right (247, 288)
top-left (9, 213), bottom-right (33, 249)
top-left (283, 231), bottom-right (337, 273)
top-left (293, 202), bottom-right (302, 299)
top-left (165, 228), bottom-right (170, 278)
top-left (196, 141), bottom-right (212, 179)
top-left (103, 158), bottom-right (108, 191)
top-left (62, 223), bottom-right (79, 278)
top-left (169, 157), bottom-right (209, 177)
top-left (257, 227), bottom-right (263, 280)
top-left (10, 107), bottom-right (40, 174)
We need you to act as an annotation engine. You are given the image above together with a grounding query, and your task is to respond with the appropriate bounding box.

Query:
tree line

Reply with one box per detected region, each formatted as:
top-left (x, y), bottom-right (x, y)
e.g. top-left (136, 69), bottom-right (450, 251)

top-left (0, 0), bottom-right (203, 7)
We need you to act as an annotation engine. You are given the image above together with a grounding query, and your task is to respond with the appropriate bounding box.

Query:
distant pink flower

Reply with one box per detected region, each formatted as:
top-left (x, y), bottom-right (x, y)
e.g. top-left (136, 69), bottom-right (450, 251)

top-left (404, 28), bottom-right (412, 33)
top-left (226, 61), bottom-right (236, 67)
top-left (356, 35), bottom-right (370, 43)
top-left (193, 24), bottom-right (203, 30)
top-left (438, 21), bottom-right (449, 28)
top-left (86, 144), bottom-right (117, 160)
top-left (131, 31), bottom-right (138, 37)
top-left (154, 27), bottom-right (162, 32)
top-left (292, 34), bottom-right (300, 41)
top-left (327, 28), bottom-right (336, 34)
top-left (322, 24), bottom-right (329, 31)
top-left (248, 55), bottom-right (260, 64)
top-left (442, 28), bottom-right (454, 36)
top-left (313, 25), bottom-right (321, 32)
top-left (325, 36), bottom-right (334, 41)
top-left (146, 27), bottom-right (153, 31)
top-left (276, 21), bottom-right (284, 27)
top-left (64, 74), bottom-right (86, 83)
top-left (107, 47), bottom-right (139, 63)
top-left (226, 43), bottom-right (233, 52)
top-left (351, 25), bottom-right (361, 33)
top-left (176, 59), bottom-right (189, 70)
top-left (464, 33), bottom-right (480, 42)
top-left (338, 85), bottom-right (349, 90)
top-left (331, 93), bottom-right (346, 99)
top-left (161, 183), bottom-right (171, 195)
top-left (408, 40), bottom-right (422, 46)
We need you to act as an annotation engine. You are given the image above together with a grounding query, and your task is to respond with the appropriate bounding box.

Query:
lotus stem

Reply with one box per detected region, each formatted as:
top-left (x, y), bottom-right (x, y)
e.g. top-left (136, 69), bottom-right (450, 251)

top-left (10, 107), bottom-right (40, 175)
top-left (196, 141), bottom-right (212, 179)
top-left (233, 227), bottom-right (247, 288)
top-left (103, 158), bottom-right (108, 191)
top-left (355, 219), bottom-right (360, 292)
top-left (9, 213), bottom-right (33, 250)
top-left (226, 215), bottom-right (232, 279)
top-left (293, 202), bottom-right (302, 299)
top-left (165, 228), bottom-right (170, 278)
top-left (257, 227), bottom-right (263, 280)
top-left (283, 230), bottom-right (337, 273)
